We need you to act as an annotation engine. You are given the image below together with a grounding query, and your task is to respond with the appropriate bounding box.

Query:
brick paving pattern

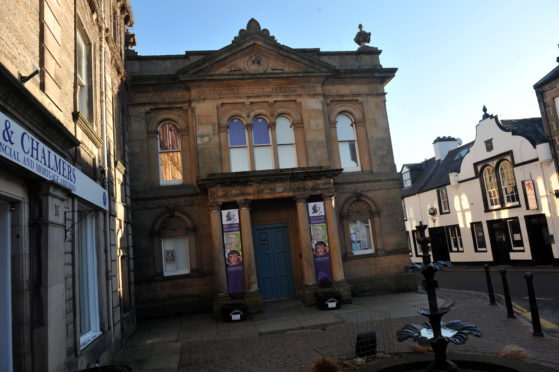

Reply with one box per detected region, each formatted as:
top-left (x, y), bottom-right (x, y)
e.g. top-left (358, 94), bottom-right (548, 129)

top-left (115, 290), bottom-right (559, 371)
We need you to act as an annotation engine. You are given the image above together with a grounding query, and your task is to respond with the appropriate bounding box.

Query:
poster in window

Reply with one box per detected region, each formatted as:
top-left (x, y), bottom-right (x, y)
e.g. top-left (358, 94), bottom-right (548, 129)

top-left (221, 209), bottom-right (245, 294)
top-left (522, 180), bottom-right (538, 210)
top-left (307, 202), bottom-right (332, 284)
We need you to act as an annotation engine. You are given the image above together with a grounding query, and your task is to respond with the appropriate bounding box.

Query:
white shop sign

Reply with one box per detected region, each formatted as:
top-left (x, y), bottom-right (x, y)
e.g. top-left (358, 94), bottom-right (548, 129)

top-left (0, 111), bottom-right (108, 210)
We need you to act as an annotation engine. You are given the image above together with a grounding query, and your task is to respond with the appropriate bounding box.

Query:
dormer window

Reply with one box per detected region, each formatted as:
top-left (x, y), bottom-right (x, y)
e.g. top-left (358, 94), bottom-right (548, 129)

top-left (402, 171), bottom-right (412, 187)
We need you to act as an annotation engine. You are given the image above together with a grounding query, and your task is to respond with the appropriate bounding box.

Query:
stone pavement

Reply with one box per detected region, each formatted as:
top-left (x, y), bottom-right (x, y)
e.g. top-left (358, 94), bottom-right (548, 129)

top-left (113, 290), bottom-right (559, 371)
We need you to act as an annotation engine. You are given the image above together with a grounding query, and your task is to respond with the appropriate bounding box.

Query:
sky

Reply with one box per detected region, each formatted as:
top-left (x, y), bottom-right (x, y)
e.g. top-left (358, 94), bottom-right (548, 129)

top-left (129, 0), bottom-right (559, 169)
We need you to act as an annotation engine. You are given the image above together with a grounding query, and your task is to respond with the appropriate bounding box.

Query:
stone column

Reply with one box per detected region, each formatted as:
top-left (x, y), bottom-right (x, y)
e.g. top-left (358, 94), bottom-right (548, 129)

top-left (238, 199), bottom-right (258, 291)
top-left (323, 194), bottom-right (344, 281)
top-left (323, 194), bottom-right (352, 301)
top-left (296, 195), bottom-right (318, 305)
top-left (218, 125), bottom-right (230, 173)
top-left (295, 195), bottom-right (315, 285)
top-left (245, 123), bottom-right (255, 171)
top-left (209, 202), bottom-right (227, 294)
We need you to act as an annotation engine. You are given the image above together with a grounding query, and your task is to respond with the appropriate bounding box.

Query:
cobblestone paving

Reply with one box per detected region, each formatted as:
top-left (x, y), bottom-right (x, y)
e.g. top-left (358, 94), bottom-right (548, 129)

top-left (115, 290), bottom-right (559, 372)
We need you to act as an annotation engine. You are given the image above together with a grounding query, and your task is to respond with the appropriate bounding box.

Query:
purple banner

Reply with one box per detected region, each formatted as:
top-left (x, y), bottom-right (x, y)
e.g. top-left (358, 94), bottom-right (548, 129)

top-left (307, 202), bottom-right (333, 284)
top-left (222, 209), bottom-right (246, 293)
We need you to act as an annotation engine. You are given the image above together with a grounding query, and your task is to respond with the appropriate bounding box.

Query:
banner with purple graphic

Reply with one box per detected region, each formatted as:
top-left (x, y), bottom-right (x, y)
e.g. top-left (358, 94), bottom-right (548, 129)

top-left (222, 209), bottom-right (246, 293)
top-left (307, 202), bottom-right (333, 284)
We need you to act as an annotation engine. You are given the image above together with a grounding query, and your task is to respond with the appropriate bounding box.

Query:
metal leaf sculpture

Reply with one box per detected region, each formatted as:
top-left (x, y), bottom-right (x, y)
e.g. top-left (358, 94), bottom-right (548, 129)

top-left (397, 321), bottom-right (481, 346)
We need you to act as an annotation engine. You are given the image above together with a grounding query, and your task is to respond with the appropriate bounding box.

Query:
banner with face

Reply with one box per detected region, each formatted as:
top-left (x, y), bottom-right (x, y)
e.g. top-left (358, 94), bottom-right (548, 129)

top-left (222, 209), bottom-right (246, 293)
top-left (307, 202), bottom-right (333, 284)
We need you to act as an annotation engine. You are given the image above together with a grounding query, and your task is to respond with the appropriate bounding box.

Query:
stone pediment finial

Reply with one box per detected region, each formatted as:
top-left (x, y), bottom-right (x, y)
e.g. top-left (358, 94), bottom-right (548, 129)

top-left (354, 24), bottom-right (371, 48)
top-left (233, 18), bottom-right (277, 44)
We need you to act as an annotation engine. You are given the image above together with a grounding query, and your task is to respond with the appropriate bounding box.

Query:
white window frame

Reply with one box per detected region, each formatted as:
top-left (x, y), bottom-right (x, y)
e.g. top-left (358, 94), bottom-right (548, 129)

top-left (76, 29), bottom-right (92, 122)
top-left (506, 218), bottom-right (524, 250)
top-left (276, 116), bottom-right (297, 169)
top-left (228, 118), bottom-right (250, 172)
top-left (161, 236), bottom-right (190, 276)
top-left (471, 222), bottom-right (487, 252)
top-left (252, 117), bottom-right (274, 170)
top-left (349, 218), bottom-right (375, 255)
top-left (438, 188), bottom-right (450, 213)
top-left (483, 166), bottom-right (501, 209)
top-left (402, 171), bottom-right (412, 187)
top-left (446, 225), bottom-right (463, 253)
top-left (498, 161), bottom-right (520, 207)
top-left (157, 122), bottom-right (183, 186)
top-left (78, 213), bottom-right (101, 349)
top-left (336, 114), bottom-right (361, 172)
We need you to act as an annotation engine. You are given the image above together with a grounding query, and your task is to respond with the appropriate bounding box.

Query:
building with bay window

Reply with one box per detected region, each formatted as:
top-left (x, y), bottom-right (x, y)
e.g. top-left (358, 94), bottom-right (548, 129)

top-left (402, 109), bottom-right (559, 265)
top-left (0, 1), bottom-right (135, 371)
top-left (126, 19), bottom-right (414, 317)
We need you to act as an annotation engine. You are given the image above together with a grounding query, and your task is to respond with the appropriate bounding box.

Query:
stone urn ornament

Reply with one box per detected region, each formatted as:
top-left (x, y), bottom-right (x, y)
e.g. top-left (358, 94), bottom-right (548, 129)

top-left (354, 24), bottom-right (371, 48)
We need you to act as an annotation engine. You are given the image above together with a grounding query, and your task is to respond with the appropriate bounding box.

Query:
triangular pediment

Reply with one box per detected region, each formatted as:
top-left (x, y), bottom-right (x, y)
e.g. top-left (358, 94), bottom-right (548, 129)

top-left (176, 20), bottom-right (335, 76)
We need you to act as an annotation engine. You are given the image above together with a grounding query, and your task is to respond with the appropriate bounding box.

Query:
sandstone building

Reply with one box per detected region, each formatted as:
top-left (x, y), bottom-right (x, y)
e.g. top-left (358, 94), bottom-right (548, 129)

top-left (0, 0), bottom-right (135, 370)
top-left (126, 19), bottom-right (414, 317)
top-left (535, 57), bottom-right (559, 173)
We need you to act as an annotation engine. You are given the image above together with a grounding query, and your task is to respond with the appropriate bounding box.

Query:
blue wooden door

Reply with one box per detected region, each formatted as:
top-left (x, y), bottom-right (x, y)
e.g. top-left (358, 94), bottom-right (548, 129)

top-left (253, 224), bottom-right (295, 300)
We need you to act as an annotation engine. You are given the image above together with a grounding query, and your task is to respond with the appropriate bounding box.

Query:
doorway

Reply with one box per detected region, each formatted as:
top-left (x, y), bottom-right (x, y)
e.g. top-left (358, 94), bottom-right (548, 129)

top-left (253, 224), bottom-right (295, 300)
top-left (525, 214), bottom-right (554, 265)
top-left (0, 201), bottom-right (13, 371)
top-left (487, 220), bottom-right (511, 265)
top-left (428, 227), bottom-right (450, 262)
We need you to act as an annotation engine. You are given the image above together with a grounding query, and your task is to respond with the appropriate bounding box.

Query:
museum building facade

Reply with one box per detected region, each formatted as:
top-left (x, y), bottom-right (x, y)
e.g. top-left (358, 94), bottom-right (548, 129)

top-left (126, 19), bottom-right (414, 316)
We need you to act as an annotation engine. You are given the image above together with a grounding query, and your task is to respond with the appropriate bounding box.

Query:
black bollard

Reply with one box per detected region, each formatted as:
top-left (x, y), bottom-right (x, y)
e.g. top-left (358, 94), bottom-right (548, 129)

top-left (524, 272), bottom-right (543, 336)
top-left (483, 264), bottom-right (496, 305)
top-left (499, 268), bottom-right (515, 318)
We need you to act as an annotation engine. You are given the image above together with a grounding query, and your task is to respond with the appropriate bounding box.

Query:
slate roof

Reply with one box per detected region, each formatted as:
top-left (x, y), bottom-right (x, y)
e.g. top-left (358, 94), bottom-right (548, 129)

top-left (500, 118), bottom-right (546, 146)
top-left (400, 117), bottom-right (548, 199)
top-left (401, 142), bottom-right (473, 198)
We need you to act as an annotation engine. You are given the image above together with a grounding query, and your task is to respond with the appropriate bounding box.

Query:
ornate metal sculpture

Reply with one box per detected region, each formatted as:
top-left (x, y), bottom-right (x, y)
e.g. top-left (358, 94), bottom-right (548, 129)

top-left (354, 24), bottom-right (371, 47)
top-left (398, 222), bottom-right (481, 371)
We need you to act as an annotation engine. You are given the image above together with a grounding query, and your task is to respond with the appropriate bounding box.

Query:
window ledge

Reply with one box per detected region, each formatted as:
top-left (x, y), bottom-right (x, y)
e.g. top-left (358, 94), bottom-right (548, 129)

top-left (73, 111), bottom-right (102, 148)
top-left (79, 330), bottom-right (102, 350)
top-left (344, 252), bottom-right (377, 260)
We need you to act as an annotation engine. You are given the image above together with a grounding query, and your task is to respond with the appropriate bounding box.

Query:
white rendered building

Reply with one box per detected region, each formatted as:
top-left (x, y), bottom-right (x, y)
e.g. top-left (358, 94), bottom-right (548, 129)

top-left (401, 111), bottom-right (559, 265)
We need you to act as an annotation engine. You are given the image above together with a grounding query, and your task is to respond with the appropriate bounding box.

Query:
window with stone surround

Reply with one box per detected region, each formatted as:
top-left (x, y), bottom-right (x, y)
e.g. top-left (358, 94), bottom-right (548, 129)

top-left (252, 117), bottom-right (273, 170)
top-left (342, 199), bottom-right (378, 257)
top-left (336, 114), bottom-right (360, 172)
top-left (228, 118), bottom-right (250, 172)
top-left (276, 116), bottom-right (297, 168)
top-left (228, 116), bottom-right (297, 172)
top-left (158, 121), bottom-right (183, 185)
top-left (76, 29), bottom-right (93, 123)
top-left (160, 216), bottom-right (191, 276)
top-left (78, 212), bottom-right (101, 349)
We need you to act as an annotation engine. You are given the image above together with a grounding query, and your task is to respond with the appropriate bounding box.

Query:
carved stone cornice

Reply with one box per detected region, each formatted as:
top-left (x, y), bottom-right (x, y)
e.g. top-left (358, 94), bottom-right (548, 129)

top-left (232, 18), bottom-right (277, 44)
top-left (199, 166), bottom-right (342, 203)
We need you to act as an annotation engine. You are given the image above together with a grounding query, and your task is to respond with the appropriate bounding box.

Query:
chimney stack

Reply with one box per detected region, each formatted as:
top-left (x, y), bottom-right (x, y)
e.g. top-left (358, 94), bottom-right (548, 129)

top-left (433, 136), bottom-right (461, 160)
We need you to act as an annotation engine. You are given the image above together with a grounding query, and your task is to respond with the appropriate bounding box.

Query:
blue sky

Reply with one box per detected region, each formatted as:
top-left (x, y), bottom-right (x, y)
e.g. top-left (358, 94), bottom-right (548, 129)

top-left (129, 0), bottom-right (558, 168)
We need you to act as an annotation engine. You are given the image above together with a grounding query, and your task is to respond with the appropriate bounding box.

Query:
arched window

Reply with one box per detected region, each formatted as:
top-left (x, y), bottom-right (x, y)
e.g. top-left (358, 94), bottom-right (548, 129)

top-left (276, 116), bottom-right (297, 168)
top-left (336, 114), bottom-right (360, 171)
top-left (498, 161), bottom-right (519, 206)
top-left (158, 121), bottom-right (182, 185)
top-left (482, 166), bottom-right (500, 209)
top-left (343, 200), bottom-right (376, 256)
top-left (252, 117), bottom-right (273, 170)
top-left (160, 216), bottom-right (190, 276)
top-left (228, 118), bottom-right (250, 172)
